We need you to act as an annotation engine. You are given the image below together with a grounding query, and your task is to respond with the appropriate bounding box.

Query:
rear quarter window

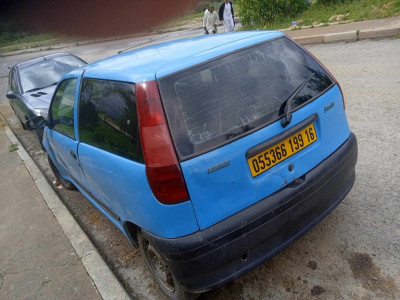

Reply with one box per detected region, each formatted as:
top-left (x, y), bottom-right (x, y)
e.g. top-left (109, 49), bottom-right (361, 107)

top-left (78, 78), bottom-right (143, 162)
top-left (158, 36), bottom-right (333, 160)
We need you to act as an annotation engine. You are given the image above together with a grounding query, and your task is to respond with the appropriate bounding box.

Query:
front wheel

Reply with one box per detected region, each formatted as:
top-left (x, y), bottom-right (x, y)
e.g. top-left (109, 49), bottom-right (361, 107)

top-left (33, 128), bottom-right (45, 150)
top-left (137, 231), bottom-right (196, 300)
top-left (17, 115), bottom-right (27, 130)
top-left (47, 155), bottom-right (76, 190)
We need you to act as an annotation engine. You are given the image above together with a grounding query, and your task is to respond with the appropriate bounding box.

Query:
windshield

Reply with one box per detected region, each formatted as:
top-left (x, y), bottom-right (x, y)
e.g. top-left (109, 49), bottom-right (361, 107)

top-left (158, 37), bottom-right (333, 159)
top-left (19, 55), bottom-right (86, 93)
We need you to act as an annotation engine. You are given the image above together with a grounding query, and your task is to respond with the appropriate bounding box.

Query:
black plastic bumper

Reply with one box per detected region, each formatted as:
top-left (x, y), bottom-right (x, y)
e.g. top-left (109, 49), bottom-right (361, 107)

top-left (143, 133), bottom-right (358, 293)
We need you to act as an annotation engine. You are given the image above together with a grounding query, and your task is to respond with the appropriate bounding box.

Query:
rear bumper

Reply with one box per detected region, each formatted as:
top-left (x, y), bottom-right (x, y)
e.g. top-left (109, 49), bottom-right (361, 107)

top-left (143, 133), bottom-right (358, 293)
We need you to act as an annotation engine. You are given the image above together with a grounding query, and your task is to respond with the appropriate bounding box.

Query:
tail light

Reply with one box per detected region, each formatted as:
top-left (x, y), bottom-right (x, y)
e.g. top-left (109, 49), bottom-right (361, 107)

top-left (287, 35), bottom-right (346, 110)
top-left (136, 80), bottom-right (190, 204)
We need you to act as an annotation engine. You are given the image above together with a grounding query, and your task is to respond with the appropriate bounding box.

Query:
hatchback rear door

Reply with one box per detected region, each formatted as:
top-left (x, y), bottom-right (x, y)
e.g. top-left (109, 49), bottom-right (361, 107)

top-left (158, 36), bottom-right (351, 230)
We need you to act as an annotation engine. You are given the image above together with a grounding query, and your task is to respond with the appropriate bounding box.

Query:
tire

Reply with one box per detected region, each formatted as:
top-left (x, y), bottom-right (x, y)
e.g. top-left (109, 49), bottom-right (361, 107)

top-left (138, 231), bottom-right (197, 300)
top-left (47, 155), bottom-right (76, 190)
top-left (33, 128), bottom-right (45, 150)
top-left (17, 116), bottom-right (27, 130)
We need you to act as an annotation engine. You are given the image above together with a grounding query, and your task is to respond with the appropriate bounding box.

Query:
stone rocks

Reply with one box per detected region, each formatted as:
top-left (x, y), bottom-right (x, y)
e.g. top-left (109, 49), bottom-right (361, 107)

top-left (289, 25), bottom-right (300, 30)
top-left (328, 15), bottom-right (337, 22)
top-left (329, 13), bottom-right (350, 23)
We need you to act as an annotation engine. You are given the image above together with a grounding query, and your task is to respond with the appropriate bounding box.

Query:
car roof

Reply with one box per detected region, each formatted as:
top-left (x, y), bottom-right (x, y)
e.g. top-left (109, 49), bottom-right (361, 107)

top-left (82, 31), bottom-right (284, 83)
top-left (15, 53), bottom-right (77, 69)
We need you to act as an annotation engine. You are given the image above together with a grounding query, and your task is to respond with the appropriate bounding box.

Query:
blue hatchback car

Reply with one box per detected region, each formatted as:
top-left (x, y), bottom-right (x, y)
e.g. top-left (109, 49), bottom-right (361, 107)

top-left (31, 31), bottom-right (357, 299)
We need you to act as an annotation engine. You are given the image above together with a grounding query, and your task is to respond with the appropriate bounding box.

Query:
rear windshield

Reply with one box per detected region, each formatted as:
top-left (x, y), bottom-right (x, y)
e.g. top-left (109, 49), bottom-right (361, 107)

top-left (158, 36), bottom-right (333, 160)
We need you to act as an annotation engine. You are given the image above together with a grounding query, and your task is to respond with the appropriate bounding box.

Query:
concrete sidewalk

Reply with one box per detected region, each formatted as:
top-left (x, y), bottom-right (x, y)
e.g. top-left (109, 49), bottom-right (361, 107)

top-left (0, 115), bottom-right (130, 299)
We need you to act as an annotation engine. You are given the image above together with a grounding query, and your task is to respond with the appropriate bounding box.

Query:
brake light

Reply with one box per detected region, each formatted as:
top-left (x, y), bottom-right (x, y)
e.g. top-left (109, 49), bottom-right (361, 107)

top-left (136, 80), bottom-right (190, 204)
top-left (286, 35), bottom-right (346, 110)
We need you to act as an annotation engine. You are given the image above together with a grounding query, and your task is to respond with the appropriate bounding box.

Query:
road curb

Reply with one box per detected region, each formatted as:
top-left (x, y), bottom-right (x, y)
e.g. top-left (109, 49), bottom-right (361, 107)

top-left (0, 114), bottom-right (131, 300)
top-left (293, 34), bottom-right (324, 45)
top-left (292, 26), bottom-right (400, 45)
top-left (358, 26), bottom-right (400, 40)
top-left (324, 30), bottom-right (358, 43)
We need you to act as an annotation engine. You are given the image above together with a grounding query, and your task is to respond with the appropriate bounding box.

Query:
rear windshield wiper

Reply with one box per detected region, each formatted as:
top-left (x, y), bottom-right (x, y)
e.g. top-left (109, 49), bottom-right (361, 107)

top-left (279, 72), bottom-right (315, 128)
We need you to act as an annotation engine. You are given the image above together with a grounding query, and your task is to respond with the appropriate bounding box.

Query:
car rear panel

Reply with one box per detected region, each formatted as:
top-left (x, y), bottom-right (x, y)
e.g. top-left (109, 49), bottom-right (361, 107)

top-left (158, 36), bottom-right (351, 230)
top-left (145, 132), bottom-right (357, 292)
top-left (180, 85), bottom-right (350, 229)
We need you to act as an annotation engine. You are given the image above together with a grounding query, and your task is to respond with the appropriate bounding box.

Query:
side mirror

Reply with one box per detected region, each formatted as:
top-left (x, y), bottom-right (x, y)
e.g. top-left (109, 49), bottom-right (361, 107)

top-left (26, 116), bottom-right (47, 130)
top-left (6, 91), bottom-right (17, 100)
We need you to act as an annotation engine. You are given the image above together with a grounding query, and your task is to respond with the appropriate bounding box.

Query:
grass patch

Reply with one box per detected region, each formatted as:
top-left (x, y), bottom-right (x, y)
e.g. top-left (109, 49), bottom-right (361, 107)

top-left (152, 12), bottom-right (204, 32)
top-left (0, 32), bottom-right (53, 46)
top-left (0, 32), bottom-right (72, 53)
top-left (241, 0), bottom-right (400, 30)
top-left (178, 11), bottom-right (204, 22)
top-left (8, 143), bottom-right (19, 153)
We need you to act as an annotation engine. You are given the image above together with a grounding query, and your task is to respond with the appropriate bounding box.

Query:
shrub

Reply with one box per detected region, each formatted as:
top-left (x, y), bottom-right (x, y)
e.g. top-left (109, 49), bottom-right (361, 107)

top-left (317, 0), bottom-right (348, 4)
top-left (238, 0), bottom-right (308, 27)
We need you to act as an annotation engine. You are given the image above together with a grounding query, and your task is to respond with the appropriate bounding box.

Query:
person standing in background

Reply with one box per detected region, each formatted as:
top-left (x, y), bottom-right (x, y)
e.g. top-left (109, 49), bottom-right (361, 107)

top-left (203, 5), bottom-right (218, 34)
top-left (218, 0), bottom-right (234, 32)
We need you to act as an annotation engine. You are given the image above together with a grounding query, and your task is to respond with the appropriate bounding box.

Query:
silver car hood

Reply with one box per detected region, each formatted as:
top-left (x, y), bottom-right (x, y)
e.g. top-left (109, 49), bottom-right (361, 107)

top-left (23, 85), bottom-right (56, 109)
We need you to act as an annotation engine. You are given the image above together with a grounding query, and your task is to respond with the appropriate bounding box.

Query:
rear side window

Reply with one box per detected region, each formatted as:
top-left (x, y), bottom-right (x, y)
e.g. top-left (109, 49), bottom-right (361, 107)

top-left (78, 78), bottom-right (143, 162)
top-left (159, 36), bottom-right (333, 159)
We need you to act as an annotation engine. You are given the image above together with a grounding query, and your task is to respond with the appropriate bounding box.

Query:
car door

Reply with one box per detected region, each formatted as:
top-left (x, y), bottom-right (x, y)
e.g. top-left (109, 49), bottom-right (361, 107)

top-left (76, 77), bottom-right (143, 219)
top-left (47, 76), bottom-right (87, 186)
top-left (8, 68), bottom-right (26, 123)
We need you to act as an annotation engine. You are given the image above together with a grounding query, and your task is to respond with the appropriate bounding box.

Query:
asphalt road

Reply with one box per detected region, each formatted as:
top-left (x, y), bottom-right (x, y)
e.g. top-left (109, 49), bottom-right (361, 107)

top-left (0, 35), bottom-right (399, 299)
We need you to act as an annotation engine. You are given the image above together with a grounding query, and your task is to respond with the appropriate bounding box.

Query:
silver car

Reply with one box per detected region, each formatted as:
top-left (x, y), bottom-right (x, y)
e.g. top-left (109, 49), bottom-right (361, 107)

top-left (6, 52), bottom-right (86, 144)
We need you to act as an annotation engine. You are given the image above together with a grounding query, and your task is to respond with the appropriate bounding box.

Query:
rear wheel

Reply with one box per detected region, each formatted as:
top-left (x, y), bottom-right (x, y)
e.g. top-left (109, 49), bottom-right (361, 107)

top-left (138, 231), bottom-right (196, 300)
top-left (47, 155), bottom-right (76, 190)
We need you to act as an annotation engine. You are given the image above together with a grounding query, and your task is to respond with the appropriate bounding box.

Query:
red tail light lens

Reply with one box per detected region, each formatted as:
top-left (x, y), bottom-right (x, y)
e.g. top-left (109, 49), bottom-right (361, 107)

top-left (136, 80), bottom-right (190, 204)
top-left (286, 35), bottom-right (346, 110)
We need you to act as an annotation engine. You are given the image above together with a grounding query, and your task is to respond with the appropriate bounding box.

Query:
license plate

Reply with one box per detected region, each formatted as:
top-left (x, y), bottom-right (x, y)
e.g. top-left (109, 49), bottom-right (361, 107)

top-left (248, 123), bottom-right (318, 177)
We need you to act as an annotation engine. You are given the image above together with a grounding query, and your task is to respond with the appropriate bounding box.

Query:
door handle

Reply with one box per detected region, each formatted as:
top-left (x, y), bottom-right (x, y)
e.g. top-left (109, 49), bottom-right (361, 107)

top-left (70, 150), bottom-right (77, 160)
